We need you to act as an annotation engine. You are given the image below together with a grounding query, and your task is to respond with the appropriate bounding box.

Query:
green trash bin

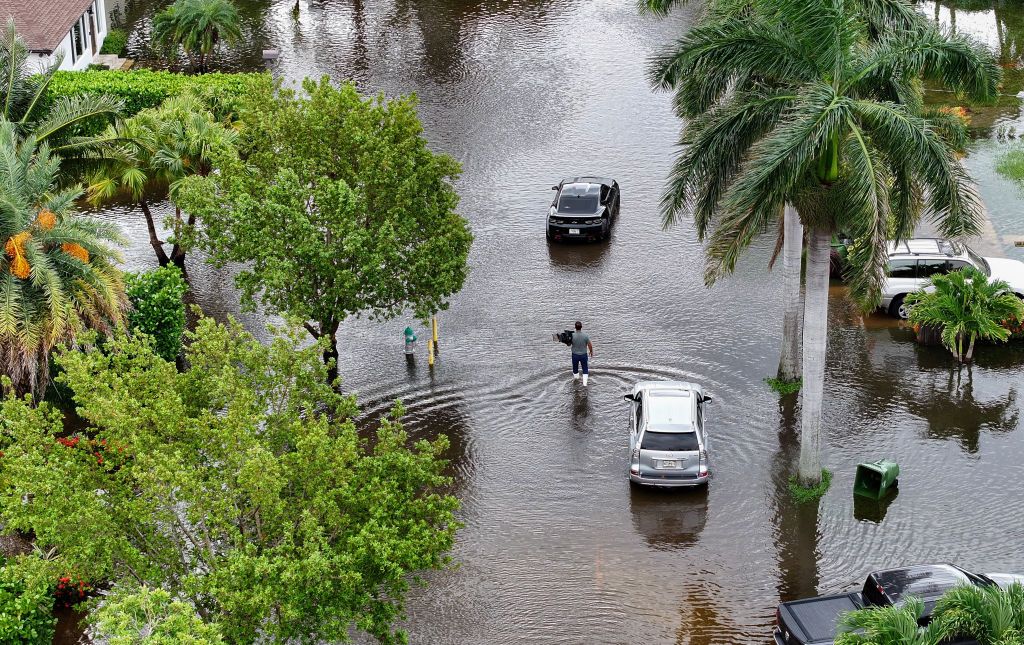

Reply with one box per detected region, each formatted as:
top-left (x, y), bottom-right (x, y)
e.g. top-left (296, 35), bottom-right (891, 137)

top-left (853, 459), bottom-right (899, 500)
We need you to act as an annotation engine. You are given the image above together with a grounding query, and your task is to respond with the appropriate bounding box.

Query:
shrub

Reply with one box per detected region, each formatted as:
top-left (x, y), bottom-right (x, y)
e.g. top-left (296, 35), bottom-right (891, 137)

top-left (99, 28), bottom-right (128, 56)
top-left (125, 265), bottom-right (189, 363)
top-left (45, 69), bottom-right (271, 132)
top-left (788, 469), bottom-right (833, 504)
top-left (92, 585), bottom-right (225, 645)
top-left (0, 564), bottom-right (56, 645)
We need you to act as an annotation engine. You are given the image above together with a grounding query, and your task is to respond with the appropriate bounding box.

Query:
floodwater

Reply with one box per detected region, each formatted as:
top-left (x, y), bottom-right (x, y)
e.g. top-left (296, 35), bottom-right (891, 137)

top-left (62, 0), bottom-right (1024, 643)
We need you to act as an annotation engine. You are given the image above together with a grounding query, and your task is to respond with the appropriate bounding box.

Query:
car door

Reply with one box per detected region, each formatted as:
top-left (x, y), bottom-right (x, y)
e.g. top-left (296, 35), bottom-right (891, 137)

top-left (629, 396), bottom-right (639, 453)
top-left (610, 183), bottom-right (620, 220)
top-left (885, 258), bottom-right (918, 299)
top-left (917, 257), bottom-right (948, 289)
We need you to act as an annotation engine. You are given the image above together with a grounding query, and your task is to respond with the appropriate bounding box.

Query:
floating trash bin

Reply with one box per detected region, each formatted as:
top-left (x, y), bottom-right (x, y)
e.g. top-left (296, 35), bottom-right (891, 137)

top-left (853, 459), bottom-right (899, 500)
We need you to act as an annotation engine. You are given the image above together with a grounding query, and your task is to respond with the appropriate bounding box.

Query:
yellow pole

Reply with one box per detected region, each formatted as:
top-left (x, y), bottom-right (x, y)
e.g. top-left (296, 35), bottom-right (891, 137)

top-left (432, 316), bottom-right (438, 342)
top-left (428, 339), bottom-right (434, 366)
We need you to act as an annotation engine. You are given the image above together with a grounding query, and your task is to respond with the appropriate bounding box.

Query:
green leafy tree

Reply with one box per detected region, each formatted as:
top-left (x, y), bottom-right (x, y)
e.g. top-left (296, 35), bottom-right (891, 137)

top-left (0, 20), bottom-right (120, 153)
top-left (125, 265), bottom-right (189, 363)
top-left (932, 583), bottom-right (1024, 645)
top-left (87, 93), bottom-right (237, 270)
top-left (647, 0), bottom-right (998, 485)
top-left (835, 597), bottom-right (948, 645)
top-left (0, 122), bottom-right (126, 399)
top-left (0, 315), bottom-right (461, 645)
top-left (92, 585), bottom-right (225, 645)
top-left (178, 77), bottom-right (473, 382)
top-left (151, 0), bottom-right (241, 73)
top-left (907, 266), bottom-right (1024, 363)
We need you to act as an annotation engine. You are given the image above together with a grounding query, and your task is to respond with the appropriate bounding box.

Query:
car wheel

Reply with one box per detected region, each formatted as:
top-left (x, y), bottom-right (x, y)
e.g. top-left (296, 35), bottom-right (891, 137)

top-left (889, 294), bottom-right (910, 320)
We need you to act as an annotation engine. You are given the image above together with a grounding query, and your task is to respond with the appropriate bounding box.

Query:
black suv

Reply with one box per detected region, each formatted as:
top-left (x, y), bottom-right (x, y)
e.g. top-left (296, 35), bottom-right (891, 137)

top-left (546, 177), bottom-right (620, 242)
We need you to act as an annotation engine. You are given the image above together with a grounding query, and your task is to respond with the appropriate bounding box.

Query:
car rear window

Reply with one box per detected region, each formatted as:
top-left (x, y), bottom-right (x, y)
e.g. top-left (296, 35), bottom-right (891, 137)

top-left (558, 195), bottom-right (599, 213)
top-left (641, 431), bottom-right (699, 452)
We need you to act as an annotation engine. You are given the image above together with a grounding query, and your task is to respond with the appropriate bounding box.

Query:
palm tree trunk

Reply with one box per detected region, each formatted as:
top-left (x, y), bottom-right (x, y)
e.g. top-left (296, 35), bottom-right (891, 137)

top-left (797, 228), bottom-right (830, 487)
top-left (965, 332), bottom-right (976, 363)
top-left (778, 204), bottom-right (803, 382)
top-left (169, 207), bottom-right (191, 273)
top-left (140, 197), bottom-right (170, 267)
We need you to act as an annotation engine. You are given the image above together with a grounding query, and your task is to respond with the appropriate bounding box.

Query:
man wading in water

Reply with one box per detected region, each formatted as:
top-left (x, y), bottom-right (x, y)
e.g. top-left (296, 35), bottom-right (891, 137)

top-left (568, 320), bottom-right (593, 386)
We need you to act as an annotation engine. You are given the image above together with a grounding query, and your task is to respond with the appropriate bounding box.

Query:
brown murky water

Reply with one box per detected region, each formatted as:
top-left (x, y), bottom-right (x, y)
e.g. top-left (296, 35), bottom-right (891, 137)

top-left (60, 0), bottom-right (1024, 643)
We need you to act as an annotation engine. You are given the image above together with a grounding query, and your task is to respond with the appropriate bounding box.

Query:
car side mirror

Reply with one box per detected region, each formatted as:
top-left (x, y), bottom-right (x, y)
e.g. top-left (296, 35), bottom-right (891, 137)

top-left (623, 394), bottom-right (635, 402)
top-left (552, 185), bottom-right (559, 190)
top-left (701, 395), bottom-right (713, 404)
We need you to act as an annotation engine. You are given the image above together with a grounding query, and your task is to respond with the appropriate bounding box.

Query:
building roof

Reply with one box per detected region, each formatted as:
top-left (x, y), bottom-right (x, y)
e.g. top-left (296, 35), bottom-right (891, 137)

top-left (0, 0), bottom-right (95, 54)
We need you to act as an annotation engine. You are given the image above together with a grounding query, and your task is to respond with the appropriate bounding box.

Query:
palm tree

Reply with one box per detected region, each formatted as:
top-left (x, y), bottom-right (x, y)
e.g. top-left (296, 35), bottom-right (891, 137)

top-left (0, 122), bottom-right (127, 399)
top-left (932, 583), bottom-right (1024, 644)
top-left (647, 0), bottom-right (999, 485)
top-left (86, 94), bottom-right (238, 270)
top-left (907, 266), bottom-right (1024, 363)
top-left (152, 0), bottom-right (242, 73)
top-left (0, 19), bottom-right (121, 152)
top-left (834, 597), bottom-right (949, 645)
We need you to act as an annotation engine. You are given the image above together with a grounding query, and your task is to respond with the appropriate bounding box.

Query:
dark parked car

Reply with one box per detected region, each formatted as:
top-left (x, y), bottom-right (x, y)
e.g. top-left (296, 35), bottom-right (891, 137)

top-left (546, 177), bottom-right (619, 242)
top-left (774, 563), bottom-right (1024, 645)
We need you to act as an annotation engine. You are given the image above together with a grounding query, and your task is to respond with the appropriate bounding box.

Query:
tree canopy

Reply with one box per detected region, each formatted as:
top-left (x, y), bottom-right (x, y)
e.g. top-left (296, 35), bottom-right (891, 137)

top-left (151, 0), bottom-right (241, 73)
top-left (0, 316), bottom-right (461, 644)
top-left (178, 77), bottom-right (473, 377)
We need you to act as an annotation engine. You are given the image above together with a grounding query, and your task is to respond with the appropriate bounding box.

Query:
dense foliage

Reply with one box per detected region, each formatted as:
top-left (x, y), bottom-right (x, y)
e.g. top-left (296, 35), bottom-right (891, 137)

top-left (178, 77), bottom-right (473, 378)
top-left (0, 123), bottom-right (127, 398)
top-left (836, 583), bottom-right (1024, 645)
top-left (0, 316), bottom-right (461, 644)
top-left (92, 585), bottom-right (226, 645)
top-left (0, 564), bottom-right (56, 645)
top-left (46, 69), bottom-right (269, 124)
top-left (125, 265), bottom-right (189, 362)
top-left (907, 267), bottom-right (1024, 363)
top-left (99, 29), bottom-right (128, 56)
top-left (152, 0), bottom-right (241, 72)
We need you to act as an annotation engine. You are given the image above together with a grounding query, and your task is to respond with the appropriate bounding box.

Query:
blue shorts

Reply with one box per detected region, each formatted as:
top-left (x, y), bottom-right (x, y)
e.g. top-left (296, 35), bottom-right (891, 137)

top-left (572, 353), bottom-right (589, 374)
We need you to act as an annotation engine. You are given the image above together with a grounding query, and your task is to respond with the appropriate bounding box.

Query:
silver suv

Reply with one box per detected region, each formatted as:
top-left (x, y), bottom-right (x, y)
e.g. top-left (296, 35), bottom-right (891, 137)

top-left (624, 381), bottom-right (711, 487)
top-left (882, 238), bottom-right (1024, 319)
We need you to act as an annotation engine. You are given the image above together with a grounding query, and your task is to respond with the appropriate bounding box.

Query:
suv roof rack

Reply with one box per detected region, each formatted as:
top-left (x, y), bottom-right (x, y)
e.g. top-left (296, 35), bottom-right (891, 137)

top-left (889, 238), bottom-right (960, 257)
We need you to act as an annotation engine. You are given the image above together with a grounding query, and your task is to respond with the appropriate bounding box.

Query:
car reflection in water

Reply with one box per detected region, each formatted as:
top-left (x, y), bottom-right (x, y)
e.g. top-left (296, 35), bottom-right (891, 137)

top-left (628, 484), bottom-right (709, 551)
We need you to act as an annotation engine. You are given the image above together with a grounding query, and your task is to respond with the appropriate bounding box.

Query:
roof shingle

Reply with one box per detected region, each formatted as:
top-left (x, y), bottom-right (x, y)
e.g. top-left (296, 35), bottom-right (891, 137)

top-left (0, 0), bottom-right (96, 54)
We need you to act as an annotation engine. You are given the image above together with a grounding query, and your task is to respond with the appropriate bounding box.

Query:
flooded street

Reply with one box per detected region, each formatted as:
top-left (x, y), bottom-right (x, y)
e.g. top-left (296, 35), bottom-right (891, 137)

top-left (74, 1), bottom-right (1024, 643)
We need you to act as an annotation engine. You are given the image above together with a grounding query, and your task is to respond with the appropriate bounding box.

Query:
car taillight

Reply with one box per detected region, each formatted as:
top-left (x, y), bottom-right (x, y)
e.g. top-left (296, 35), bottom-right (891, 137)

top-left (699, 449), bottom-right (707, 462)
top-left (632, 448), bottom-right (640, 460)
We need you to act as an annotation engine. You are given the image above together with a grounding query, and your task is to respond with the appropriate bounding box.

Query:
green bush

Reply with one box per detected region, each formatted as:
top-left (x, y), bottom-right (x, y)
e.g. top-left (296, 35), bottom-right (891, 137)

top-left (125, 265), bottom-right (189, 363)
top-left (99, 28), bottom-right (128, 56)
top-left (0, 565), bottom-right (56, 645)
top-left (45, 69), bottom-right (271, 131)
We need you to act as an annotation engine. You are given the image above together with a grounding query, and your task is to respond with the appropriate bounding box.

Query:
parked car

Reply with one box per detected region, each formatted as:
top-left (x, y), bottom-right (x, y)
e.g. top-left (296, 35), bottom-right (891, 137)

top-left (882, 238), bottom-right (1024, 319)
top-left (623, 381), bottom-right (711, 487)
top-left (546, 177), bottom-right (619, 242)
top-left (774, 563), bottom-right (1024, 645)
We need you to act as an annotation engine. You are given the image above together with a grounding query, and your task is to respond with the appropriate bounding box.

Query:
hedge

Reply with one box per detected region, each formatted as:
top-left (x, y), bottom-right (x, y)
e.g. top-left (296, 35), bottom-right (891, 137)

top-left (46, 68), bottom-right (271, 118)
top-left (99, 28), bottom-right (127, 56)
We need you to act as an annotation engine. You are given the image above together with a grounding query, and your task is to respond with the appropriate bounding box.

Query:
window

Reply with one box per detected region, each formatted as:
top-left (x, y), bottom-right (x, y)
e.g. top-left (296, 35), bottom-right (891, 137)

top-left (918, 258), bottom-right (948, 279)
top-left (966, 247), bottom-right (991, 276)
top-left (600, 185), bottom-right (609, 203)
top-left (641, 431), bottom-right (699, 451)
top-left (94, 1), bottom-right (104, 32)
top-left (947, 260), bottom-right (971, 273)
top-left (73, 19), bottom-right (84, 57)
top-left (557, 194), bottom-right (599, 214)
top-left (885, 259), bottom-right (917, 279)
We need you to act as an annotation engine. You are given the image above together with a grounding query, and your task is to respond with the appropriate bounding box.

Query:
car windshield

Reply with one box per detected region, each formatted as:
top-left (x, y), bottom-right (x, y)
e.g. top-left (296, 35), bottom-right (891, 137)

top-left (557, 194), bottom-right (599, 214)
top-left (966, 246), bottom-right (991, 276)
top-left (641, 431), bottom-right (699, 452)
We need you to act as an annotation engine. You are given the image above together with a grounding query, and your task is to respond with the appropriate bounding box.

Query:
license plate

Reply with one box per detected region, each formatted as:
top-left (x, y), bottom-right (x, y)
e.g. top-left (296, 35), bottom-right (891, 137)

top-left (656, 460), bottom-right (680, 469)
top-left (569, 228), bottom-right (580, 234)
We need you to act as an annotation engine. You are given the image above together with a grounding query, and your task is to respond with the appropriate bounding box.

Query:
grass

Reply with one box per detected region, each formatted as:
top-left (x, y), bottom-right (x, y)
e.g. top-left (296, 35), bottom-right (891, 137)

top-left (788, 469), bottom-right (833, 504)
top-left (764, 376), bottom-right (802, 395)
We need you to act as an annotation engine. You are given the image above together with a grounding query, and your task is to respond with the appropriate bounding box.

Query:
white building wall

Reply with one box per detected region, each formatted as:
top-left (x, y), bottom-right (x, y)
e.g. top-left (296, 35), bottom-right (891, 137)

top-left (30, 0), bottom-right (109, 72)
